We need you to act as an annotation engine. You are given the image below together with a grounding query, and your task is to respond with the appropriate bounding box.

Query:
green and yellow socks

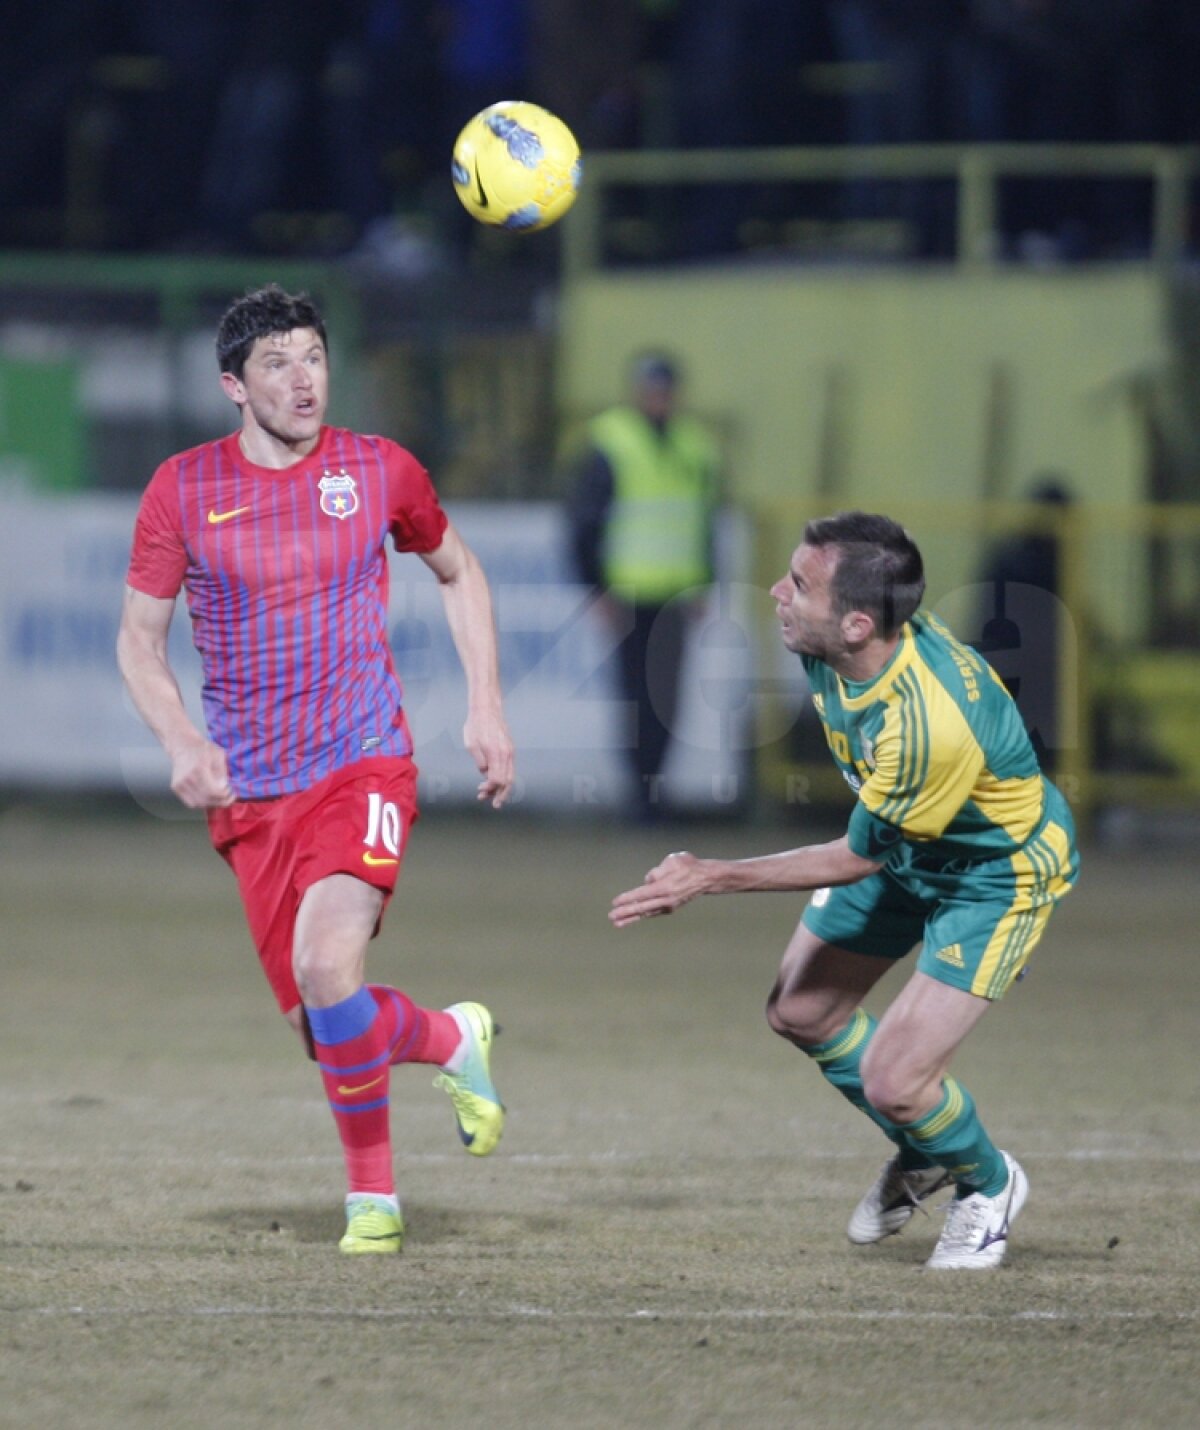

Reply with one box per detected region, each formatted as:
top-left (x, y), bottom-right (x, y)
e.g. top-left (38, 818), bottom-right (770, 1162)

top-left (897, 1077), bottom-right (1007, 1197)
top-left (804, 1008), bottom-right (1006, 1193)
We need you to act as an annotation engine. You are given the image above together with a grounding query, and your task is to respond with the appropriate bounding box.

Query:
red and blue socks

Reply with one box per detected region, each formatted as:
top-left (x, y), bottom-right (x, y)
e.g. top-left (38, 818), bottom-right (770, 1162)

top-left (306, 988), bottom-right (395, 1196)
top-left (305, 985), bottom-right (465, 1197)
top-left (366, 985), bottom-right (463, 1069)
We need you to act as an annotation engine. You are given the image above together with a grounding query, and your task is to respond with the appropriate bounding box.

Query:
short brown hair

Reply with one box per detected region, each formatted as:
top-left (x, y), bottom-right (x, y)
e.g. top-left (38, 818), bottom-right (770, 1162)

top-left (216, 284), bottom-right (327, 379)
top-left (803, 511), bottom-right (925, 636)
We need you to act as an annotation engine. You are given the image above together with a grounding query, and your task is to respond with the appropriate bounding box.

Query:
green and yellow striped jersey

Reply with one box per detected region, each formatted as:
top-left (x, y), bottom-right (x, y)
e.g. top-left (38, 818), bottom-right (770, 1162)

top-left (802, 612), bottom-right (1050, 863)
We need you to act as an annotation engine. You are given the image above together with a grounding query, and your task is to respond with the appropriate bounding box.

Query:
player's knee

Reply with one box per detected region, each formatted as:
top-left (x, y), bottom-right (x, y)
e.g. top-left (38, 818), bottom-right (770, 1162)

top-left (292, 945), bottom-right (354, 1007)
top-left (861, 1065), bottom-right (924, 1125)
top-left (765, 982), bottom-right (840, 1047)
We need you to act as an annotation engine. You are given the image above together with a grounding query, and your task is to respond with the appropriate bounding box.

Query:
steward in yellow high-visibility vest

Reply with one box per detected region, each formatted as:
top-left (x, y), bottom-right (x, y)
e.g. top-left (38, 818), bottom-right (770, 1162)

top-left (567, 353), bottom-right (719, 820)
top-left (588, 404), bottom-right (717, 603)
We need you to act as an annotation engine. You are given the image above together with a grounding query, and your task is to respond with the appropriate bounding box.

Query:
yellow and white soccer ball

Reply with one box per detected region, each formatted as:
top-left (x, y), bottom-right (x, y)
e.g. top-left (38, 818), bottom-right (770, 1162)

top-left (451, 101), bottom-right (582, 232)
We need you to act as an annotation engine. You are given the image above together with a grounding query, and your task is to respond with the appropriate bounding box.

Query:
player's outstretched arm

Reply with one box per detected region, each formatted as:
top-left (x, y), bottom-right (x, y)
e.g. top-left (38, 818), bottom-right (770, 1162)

top-left (420, 524), bottom-right (515, 808)
top-left (116, 585), bottom-right (235, 809)
top-left (609, 837), bottom-right (880, 928)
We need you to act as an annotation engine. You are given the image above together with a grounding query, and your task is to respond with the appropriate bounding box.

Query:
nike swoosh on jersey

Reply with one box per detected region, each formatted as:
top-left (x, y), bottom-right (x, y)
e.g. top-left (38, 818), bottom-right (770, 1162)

top-left (336, 1074), bottom-right (386, 1096)
top-left (362, 851), bottom-right (399, 867)
top-left (207, 505), bottom-right (253, 525)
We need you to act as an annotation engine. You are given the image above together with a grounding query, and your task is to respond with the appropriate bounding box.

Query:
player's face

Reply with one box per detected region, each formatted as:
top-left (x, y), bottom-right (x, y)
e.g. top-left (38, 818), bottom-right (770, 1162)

top-left (227, 329), bottom-right (329, 450)
top-left (770, 542), bottom-right (845, 659)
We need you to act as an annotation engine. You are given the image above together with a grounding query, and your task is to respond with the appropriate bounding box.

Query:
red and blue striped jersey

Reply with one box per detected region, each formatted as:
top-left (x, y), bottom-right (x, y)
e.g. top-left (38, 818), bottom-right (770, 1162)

top-left (127, 425), bottom-right (448, 798)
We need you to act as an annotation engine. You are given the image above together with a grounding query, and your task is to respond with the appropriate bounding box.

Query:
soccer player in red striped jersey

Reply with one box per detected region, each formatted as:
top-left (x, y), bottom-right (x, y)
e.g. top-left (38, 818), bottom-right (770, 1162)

top-left (118, 284), bottom-right (513, 1254)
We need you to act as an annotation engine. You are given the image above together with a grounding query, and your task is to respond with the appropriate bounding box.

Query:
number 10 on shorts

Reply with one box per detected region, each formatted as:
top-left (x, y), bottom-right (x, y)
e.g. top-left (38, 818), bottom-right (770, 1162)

top-left (364, 791), bottom-right (402, 856)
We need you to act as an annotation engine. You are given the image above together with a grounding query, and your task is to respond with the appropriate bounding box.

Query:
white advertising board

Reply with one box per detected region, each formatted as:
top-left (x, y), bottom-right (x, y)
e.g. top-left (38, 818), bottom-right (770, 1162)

top-left (0, 495), bottom-right (761, 813)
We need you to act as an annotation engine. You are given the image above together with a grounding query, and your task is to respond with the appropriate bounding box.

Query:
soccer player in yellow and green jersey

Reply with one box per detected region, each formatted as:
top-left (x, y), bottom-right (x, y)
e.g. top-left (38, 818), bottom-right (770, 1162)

top-left (610, 511), bottom-right (1078, 1270)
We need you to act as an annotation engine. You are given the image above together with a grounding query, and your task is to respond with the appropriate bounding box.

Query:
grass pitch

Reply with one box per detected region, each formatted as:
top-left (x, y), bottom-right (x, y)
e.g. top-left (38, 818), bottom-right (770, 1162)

top-left (1, 802), bottom-right (1197, 1428)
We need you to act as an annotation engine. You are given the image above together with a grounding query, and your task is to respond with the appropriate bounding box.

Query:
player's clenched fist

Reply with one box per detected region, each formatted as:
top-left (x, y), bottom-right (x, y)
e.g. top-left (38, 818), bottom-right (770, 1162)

top-left (170, 738), bottom-right (235, 808)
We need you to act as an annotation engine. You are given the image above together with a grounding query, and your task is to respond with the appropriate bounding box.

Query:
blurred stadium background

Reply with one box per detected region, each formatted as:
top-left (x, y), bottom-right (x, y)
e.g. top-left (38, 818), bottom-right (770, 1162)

top-left (2, 0), bottom-right (1199, 825)
top-left (3, 4), bottom-right (1199, 1426)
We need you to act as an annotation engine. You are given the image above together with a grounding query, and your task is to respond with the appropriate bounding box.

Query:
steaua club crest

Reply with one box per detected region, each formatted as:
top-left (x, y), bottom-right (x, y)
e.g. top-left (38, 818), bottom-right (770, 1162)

top-left (318, 470), bottom-right (359, 520)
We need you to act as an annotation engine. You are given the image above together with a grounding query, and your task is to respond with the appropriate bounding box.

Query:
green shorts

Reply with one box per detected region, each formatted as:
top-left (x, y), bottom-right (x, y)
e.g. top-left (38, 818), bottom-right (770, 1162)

top-left (801, 810), bottom-right (1079, 1001)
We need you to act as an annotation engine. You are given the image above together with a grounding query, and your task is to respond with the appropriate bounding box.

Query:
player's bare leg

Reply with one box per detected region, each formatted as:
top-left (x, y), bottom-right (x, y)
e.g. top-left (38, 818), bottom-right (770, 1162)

top-left (767, 924), bottom-right (886, 1048)
top-left (293, 873), bottom-right (377, 1011)
top-left (291, 874), bottom-right (503, 1253)
top-left (767, 928), bottom-right (952, 1244)
top-left (293, 876), bottom-right (404, 1252)
top-left (768, 926), bottom-right (927, 1142)
top-left (866, 974), bottom-right (1027, 1268)
top-left (861, 972), bottom-right (990, 1124)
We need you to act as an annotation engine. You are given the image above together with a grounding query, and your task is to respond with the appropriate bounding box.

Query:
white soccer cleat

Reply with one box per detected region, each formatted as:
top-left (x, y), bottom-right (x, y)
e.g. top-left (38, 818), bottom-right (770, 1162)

top-left (925, 1151), bottom-right (1029, 1270)
top-left (847, 1156), bottom-right (953, 1244)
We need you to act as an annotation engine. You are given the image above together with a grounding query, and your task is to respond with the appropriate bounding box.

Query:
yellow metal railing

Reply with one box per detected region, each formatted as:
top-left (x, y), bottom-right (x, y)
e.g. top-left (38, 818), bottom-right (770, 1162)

top-left (563, 143), bottom-right (1200, 281)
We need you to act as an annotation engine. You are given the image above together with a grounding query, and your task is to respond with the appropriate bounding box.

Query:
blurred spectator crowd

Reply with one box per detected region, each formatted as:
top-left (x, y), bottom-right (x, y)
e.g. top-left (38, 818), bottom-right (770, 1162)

top-left (4, 0), bottom-right (1200, 260)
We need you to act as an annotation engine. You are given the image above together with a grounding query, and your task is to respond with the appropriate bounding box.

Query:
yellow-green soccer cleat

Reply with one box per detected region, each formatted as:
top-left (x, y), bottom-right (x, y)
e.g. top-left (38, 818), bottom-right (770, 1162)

top-left (338, 1197), bottom-right (405, 1255)
top-left (433, 1002), bottom-right (505, 1157)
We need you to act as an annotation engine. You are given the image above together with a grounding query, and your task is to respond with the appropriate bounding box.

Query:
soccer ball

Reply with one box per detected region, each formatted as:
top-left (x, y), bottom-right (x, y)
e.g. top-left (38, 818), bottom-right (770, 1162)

top-left (451, 102), bottom-right (582, 232)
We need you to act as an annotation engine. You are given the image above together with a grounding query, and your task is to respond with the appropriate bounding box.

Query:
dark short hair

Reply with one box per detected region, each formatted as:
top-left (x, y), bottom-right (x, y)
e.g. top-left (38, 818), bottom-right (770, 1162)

top-left (216, 284), bottom-right (327, 378)
top-left (630, 351), bottom-right (679, 388)
top-left (803, 511), bottom-right (925, 637)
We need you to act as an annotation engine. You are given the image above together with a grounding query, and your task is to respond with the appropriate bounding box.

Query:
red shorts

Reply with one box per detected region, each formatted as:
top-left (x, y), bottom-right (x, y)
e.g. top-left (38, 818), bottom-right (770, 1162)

top-left (207, 756), bottom-right (419, 1014)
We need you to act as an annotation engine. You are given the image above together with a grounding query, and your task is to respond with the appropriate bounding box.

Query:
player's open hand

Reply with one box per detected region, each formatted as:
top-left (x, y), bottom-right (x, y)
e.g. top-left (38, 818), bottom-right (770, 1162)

top-left (170, 738), bottom-right (235, 809)
top-left (464, 709), bottom-right (515, 808)
top-left (609, 851), bottom-right (709, 928)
